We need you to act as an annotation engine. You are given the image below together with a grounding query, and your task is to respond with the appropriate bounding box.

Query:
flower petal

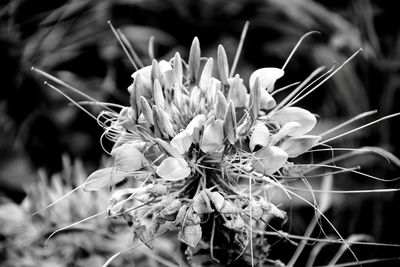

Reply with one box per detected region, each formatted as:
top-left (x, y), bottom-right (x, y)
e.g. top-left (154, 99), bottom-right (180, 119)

top-left (171, 130), bottom-right (193, 154)
top-left (249, 67), bottom-right (284, 92)
top-left (200, 119), bottom-right (224, 153)
top-left (156, 157), bottom-right (191, 181)
top-left (250, 122), bottom-right (270, 151)
top-left (270, 107), bottom-right (317, 136)
top-left (84, 167), bottom-right (125, 191)
top-left (280, 135), bottom-right (321, 157)
top-left (114, 143), bottom-right (149, 172)
top-left (252, 146), bottom-right (288, 175)
top-left (260, 89), bottom-right (276, 110)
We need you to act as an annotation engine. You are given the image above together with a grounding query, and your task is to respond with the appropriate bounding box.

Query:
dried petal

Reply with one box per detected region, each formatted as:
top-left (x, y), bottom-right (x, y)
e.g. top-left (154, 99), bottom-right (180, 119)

top-left (250, 122), bottom-right (270, 151)
top-left (84, 167), bottom-right (125, 191)
top-left (252, 146), bottom-right (288, 175)
top-left (206, 190), bottom-right (224, 212)
top-left (270, 107), bottom-right (317, 136)
top-left (114, 143), bottom-right (149, 172)
top-left (156, 157), bottom-right (191, 181)
top-left (249, 67), bottom-right (284, 92)
top-left (179, 224), bottom-right (202, 248)
top-left (171, 130), bottom-right (193, 154)
top-left (280, 135), bottom-right (321, 157)
top-left (200, 119), bottom-right (224, 153)
top-left (193, 191), bottom-right (214, 214)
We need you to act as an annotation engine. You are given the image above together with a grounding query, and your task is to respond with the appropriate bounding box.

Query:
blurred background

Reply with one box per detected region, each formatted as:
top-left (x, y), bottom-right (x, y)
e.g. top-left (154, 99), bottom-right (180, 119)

top-left (1, 0), bottom-right (400, 266)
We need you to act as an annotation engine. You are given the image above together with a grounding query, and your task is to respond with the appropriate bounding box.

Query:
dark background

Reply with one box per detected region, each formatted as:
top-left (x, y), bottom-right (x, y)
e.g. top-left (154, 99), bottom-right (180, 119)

top-left (1, 0), bottom-right (400, 266)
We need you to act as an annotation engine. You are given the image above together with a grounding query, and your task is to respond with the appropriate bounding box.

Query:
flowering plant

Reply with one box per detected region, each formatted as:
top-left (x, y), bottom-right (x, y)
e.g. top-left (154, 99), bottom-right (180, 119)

top-left (32, 24), bottom-right (400, 266)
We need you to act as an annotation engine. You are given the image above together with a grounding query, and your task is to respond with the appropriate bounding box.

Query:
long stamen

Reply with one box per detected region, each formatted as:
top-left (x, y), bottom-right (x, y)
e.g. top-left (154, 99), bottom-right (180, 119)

top-left (229, 21), bottom-right (249, 77)
top-left (282, 31), bottom-right (320, 70)
top-left (107, 21), bottom-right (139, 70)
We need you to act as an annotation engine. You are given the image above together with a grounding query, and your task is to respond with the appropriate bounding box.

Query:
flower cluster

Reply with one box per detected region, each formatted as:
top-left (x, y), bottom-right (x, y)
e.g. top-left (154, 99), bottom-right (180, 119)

top-left (85, 37), bottom-right (322, 264)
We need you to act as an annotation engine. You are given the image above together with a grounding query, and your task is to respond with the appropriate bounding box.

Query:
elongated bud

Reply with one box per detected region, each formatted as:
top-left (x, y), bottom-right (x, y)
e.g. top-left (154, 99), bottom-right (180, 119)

top-left (188, 37), bottom-right (201, 84)
top-left (217, 45), bottom-right (229, 86)
top-left (189, 86), bottom-right (202, 112)
top-left (140, 96), bottom-right (154, 125)
top-left (159, 107), bottom-right (175, 138)
top-left (152, 105), bottom-right (163, 138)
top-left (133, 74), bottom-right (144, 114)
top-left (173, 52), bottom-right (183, 85)
top-left (215, 90), bottom-right (228, 120)
top-left (199, 57), bottom-right (214, 90)
top-left (153, 79), bottom-right (165, 109)
top-left (224, 100), bottom-right (236, 144)
top-left (151, 59), bottom-right (162, 85)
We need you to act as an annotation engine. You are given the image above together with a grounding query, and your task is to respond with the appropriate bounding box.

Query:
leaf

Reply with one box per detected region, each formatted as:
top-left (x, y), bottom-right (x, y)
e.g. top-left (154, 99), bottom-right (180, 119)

top-left (270, 107), bottom-right (316, 136)
top-left (280, 135), bottom-right (321, 157)
top-left (249, 67), bottom-right (284, 92)
top-left (179, 224), bottom-right (202, 248)
top-left (200, 119), bottom-right (224, 153)
top-left (156, 157), bottom-right (191, 181)
top-left (84, 167), bottom-right (125, 191)
top-left (250, 122), bottom-right (270, 151)
top-left (252, 146), bottom-right (288, 175)
top-left (171, 130), bottom-right (193, 154)
top-left (114, 143), bottom-right (149, 172)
